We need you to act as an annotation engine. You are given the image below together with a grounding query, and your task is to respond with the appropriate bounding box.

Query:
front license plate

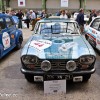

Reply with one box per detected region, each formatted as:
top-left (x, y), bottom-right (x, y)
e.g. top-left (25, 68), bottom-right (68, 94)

top-left (45, 75), bottom-right (70, 80)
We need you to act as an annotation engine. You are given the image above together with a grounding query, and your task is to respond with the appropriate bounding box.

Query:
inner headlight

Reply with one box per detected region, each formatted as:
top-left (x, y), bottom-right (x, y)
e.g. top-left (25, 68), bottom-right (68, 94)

top-left (41, 60), bottom-right (51, 71)
top-left (21, 55), bottom-right (38, 64)
top-left (79, 55), bottom-right (95, 65)
top-left (66, 60), bottom-right (76, 71)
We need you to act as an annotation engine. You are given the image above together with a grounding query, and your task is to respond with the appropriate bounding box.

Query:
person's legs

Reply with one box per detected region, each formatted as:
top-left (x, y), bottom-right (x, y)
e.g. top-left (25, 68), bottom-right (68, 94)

top-left (80, 25), bottom-right (84, 33)
top-left (26, 19), bottom-right (30, 28)
top-left (31, 19), bottom-right (35, 31)
top-left (18, 19), bottom-right (22, 28)
top-left (20, 20), bottom-right (22, 28)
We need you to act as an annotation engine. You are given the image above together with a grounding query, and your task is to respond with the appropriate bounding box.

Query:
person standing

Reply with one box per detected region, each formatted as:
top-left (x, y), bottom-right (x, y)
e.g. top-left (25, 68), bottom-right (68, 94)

top-left (88, 9), bottom-right (97, 24)
top-left (40, 10), bottom-right (48, 19)
top-left (30, 10), bottom-right (36, 31)
top-left (56, 10), bottom-right (62, 16)
top-left (16, 10), bottom-right (24, 29)
top-left (25, 9), bottom-right (30, 28)
top-left (76, 8), bottom-right (85, 33)
top-left (60, 10), bottom-right (68, 19)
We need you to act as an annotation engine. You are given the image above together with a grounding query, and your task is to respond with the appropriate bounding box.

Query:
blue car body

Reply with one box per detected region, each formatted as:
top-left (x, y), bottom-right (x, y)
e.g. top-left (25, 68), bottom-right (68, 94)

top-left (21, 18), bottom-right (96, 83)
top-left (0, 13), bottom-right (23, 58)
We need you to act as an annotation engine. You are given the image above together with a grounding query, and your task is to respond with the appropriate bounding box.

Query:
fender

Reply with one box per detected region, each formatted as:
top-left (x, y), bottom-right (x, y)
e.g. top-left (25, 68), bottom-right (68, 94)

top-left (15, 29), bottom-right (23, 44)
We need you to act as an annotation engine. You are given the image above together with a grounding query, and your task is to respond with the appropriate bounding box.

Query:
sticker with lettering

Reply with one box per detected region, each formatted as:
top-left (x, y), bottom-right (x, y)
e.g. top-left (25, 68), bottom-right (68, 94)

top-left (30, 40), bottom-right (52, 51)
top-left (59, 42), bottom-right (78, 52)
top-left (2, 32), bottom-right (10, 50)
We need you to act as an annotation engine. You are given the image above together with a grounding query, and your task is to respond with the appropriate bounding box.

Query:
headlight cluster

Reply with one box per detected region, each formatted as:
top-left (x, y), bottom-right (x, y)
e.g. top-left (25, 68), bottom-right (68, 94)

top-left (79, 55), bottom-right (95, 65)
top-left (21, 55), bottom-right (38, 64)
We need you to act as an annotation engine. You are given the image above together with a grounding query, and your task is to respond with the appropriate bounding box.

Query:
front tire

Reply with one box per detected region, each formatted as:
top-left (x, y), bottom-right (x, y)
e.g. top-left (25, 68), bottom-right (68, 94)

top-left (83, 74), bottom-right (91, 82)
top-left (16, 36), bottom-right (23, 50)
top-left (24, 74), bottom-right (34, 83)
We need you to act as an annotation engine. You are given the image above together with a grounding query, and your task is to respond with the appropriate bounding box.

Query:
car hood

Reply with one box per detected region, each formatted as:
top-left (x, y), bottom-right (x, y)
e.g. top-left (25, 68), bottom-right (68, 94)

top-left (22, 35), bottom-right (95, 59)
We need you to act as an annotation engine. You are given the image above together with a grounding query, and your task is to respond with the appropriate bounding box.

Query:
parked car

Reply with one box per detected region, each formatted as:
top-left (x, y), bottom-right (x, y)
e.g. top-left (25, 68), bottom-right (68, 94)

top-left (0, 13), bottom-right (23, 59)
top-left (84, 16), bottom-right (100, 51)
top-left (21, 18), bottom-right (96, 83)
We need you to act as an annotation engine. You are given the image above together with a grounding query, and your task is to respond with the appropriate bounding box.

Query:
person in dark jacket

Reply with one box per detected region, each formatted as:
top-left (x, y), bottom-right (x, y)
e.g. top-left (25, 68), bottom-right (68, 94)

top-left (16, 10), bottom-right (24, 28)
top-left (76, 8), bottom-right (85, 33)
top-left (88, 9), bottom-right (97, 24)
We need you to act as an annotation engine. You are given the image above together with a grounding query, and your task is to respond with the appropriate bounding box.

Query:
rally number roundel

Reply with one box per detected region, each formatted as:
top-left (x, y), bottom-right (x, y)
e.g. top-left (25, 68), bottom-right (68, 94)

top-left (2, 32), bottom-right (10, 50)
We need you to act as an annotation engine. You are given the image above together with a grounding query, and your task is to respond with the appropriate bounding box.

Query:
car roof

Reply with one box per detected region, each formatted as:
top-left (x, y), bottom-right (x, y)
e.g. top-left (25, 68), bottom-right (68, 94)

top-left (38, 17), bottom-right (76, 23)
top-left (94, 16), bottom-right (100, 19)
top-left (0, 13), bottom-right (10, 17)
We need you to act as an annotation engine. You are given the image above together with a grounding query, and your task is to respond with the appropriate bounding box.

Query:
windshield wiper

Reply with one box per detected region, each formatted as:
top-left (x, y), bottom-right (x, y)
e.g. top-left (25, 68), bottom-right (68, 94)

top-left (71, 32), bottom-right (78, 34)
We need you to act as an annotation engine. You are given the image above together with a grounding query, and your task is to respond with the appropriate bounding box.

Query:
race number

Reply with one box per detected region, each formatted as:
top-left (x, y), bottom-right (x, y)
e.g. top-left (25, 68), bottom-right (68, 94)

top-left (2, 32), bottom-right (10, 50)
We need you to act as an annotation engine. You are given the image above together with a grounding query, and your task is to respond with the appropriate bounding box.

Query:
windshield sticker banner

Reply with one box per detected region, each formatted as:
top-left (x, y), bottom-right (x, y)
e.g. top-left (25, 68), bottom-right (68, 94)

top-left (2, 32), bottom-right (11, 50)
top-left (30, 40), bottom-right (52, 51)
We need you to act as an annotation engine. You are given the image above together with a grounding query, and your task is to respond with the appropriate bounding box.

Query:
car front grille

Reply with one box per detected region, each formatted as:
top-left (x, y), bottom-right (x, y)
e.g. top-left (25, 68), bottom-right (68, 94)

top-left (35, 59), bottom-right (78, 70)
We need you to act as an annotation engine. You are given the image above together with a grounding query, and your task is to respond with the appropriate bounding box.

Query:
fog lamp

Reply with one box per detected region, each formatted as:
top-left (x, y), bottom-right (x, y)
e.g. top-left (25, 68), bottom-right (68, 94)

top-left (41, 60), bottom-right (51, 71)
top-left (66, 60), bottom-right (76, 71)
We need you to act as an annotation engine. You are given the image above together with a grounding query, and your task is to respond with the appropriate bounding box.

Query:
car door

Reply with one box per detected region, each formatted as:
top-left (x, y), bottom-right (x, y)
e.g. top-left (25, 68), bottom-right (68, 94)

top-left (90, 18), bottom-right (100, 50)
top-left (5, 16), bottom-right (16, 49)
top-left (0, 17), bottom-right (7, 57)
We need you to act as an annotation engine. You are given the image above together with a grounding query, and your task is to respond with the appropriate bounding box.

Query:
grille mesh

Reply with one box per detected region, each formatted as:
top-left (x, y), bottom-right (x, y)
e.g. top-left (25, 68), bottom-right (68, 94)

top-left (35, 59), bottom-right (78, 70)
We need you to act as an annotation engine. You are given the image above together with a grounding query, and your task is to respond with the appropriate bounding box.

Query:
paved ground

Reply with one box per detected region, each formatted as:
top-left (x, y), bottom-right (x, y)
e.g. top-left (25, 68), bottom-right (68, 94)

top-left (0, 28), bottom-right (100, 100)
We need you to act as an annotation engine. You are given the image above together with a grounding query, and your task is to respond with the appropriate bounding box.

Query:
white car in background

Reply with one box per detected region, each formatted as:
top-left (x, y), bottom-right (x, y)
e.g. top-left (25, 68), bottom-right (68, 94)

top-left (84, 16), bottom-right (100, 51)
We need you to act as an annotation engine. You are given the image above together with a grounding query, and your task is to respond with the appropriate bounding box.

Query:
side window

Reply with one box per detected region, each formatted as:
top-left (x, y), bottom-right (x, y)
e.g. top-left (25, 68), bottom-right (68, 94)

top-left (0, 18), bottom-right (6, 30)
top-left (90, 18), bottom-right (100, 30)
top-left (5, 17), bottom-right (14, 27)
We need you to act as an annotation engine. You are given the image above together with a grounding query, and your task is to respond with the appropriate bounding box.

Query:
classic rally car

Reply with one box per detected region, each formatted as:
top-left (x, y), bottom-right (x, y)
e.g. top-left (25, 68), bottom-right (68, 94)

top-left (84, 16), bottom-right (100, 51)
top-left (21, 18), bottom-right (96, 83)
top-left (0, 13), bottom-right (23, 59)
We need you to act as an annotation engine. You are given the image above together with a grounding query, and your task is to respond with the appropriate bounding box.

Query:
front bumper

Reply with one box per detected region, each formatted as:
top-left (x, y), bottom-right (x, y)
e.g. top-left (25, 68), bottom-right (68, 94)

top-left (21, 67), bottom-right (96, 76)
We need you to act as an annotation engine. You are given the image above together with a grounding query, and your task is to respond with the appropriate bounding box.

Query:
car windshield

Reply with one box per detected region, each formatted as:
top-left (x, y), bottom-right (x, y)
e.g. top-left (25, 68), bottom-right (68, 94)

top-left (37, 22), bottom-right (80, 36)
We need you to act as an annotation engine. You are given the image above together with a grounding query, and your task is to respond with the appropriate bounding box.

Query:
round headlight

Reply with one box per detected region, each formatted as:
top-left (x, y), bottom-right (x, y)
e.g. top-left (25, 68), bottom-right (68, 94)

top-left (66, 60), bottom-right (76, 71)
top-left (21, 55), bottom-right (38, 64)
top-left (41, 60), bottom-right (51, 71)
top-left (80, 55), bottom-right (95, 65)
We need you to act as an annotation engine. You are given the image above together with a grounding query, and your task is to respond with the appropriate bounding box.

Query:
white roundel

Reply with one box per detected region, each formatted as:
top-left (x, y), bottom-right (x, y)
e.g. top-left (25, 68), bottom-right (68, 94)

top-left (2, 32), bottom-right (10, 50)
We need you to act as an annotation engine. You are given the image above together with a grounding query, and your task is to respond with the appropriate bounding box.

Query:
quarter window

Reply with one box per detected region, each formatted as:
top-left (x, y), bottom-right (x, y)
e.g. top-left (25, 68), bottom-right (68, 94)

top-left (5, 17), bottom-right (14, 27)
top-left (90, 18), bottom-right (100, 30)
top-left (0, 18), bottom-right (6, 30)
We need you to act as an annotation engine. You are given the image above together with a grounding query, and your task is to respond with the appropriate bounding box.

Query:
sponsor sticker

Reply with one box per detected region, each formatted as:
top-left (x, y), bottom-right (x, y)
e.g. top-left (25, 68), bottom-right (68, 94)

top-left (59, 42), bottom-right (78, 52)
top-left (2, 32), bottom-right (10, 50)
top-left (30, 40), bottom-right (52, 51)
